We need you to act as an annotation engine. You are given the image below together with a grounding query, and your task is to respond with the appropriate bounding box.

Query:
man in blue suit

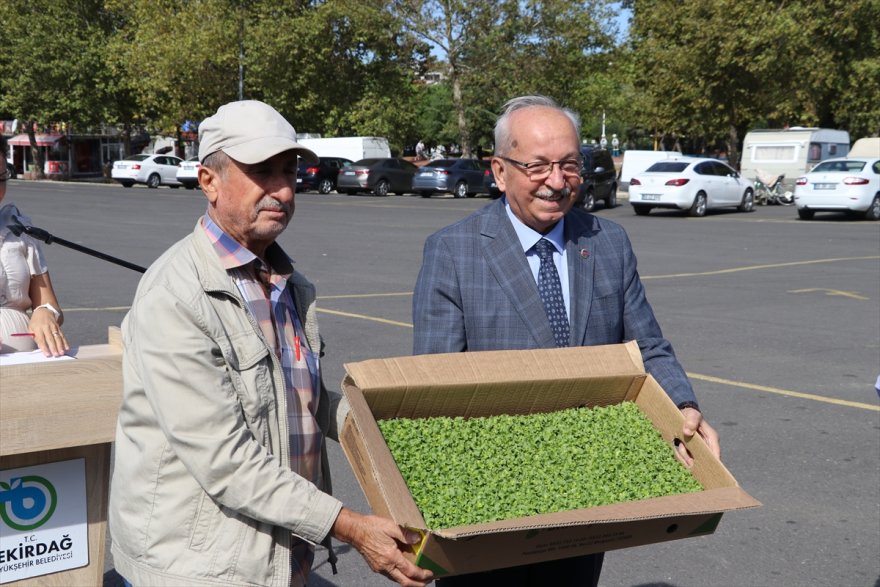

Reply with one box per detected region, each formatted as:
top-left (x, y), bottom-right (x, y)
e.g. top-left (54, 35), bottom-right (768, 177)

top-left (413, 95), bottom-right (720, 586)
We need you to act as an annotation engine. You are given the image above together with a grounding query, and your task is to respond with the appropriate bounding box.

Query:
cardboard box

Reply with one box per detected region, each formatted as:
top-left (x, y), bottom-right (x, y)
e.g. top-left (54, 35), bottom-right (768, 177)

top-left (340, 341), bottom-right (761, 577)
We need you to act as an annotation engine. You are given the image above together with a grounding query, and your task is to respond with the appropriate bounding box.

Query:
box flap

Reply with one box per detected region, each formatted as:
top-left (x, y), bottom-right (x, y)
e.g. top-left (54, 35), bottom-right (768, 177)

top-left (344, 342), bottom-right (646, 420)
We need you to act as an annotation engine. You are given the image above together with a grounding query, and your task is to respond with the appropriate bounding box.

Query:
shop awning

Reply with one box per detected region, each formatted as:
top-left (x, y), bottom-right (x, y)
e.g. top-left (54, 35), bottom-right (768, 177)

top-left (8, 133), bottom-right (63, 147)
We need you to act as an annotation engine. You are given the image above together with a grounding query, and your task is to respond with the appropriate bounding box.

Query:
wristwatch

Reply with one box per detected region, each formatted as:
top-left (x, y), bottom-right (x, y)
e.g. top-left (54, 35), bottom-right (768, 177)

top-left (35, 303), bottom-right (62, 321)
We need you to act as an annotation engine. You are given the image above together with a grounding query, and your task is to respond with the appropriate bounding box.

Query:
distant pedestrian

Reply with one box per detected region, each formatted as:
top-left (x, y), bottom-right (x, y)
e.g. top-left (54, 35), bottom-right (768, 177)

top-left (611, 134), bottom-right (620, 157)
top-left (415, 139), bottom-right (427, 160)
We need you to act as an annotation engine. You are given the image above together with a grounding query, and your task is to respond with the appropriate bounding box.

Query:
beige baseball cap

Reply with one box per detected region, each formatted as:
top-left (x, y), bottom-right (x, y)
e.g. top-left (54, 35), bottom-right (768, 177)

top-left (198, 100), bottom-right (318, 165)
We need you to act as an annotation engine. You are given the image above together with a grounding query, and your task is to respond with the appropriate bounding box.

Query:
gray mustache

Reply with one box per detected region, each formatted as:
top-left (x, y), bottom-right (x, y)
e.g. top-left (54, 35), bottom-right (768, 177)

top-left (256, 198), bottom-right (291, 215)
top-left (536, 186), bottom-right (572, 199)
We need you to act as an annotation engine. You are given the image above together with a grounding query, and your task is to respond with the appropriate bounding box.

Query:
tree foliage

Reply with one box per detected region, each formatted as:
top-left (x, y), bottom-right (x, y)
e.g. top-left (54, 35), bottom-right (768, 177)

top-left (627, 0), bottom-right (880, 164)
top-left (0, 0), bottom-right (113, 175)
top-left (1, 0), bottom-right (874, 170)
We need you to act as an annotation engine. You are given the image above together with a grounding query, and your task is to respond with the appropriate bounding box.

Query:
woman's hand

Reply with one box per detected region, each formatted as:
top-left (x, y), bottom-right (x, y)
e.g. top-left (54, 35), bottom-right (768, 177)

top-left (29, 305), bottom-right (68, 357)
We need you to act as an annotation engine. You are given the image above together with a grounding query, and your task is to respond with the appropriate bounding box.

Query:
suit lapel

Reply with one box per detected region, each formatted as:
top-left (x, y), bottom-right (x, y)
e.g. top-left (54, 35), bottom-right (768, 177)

top-left (480, 201), bottom-right (556, 348)
top-left (565, 211), bottom-right (598, 346)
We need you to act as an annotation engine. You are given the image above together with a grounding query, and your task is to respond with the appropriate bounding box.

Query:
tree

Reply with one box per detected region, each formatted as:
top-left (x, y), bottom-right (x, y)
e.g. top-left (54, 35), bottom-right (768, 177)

top-left (391, 0), bottom-right (619, 157)
top-left (247, 0), bottom-right (424, 150)
top-left (0, 0), bottom-right (113, 178)
top-left (626, 0), bottom-right (880, 164)
top-left (104, 0), bottom-right (242, 135)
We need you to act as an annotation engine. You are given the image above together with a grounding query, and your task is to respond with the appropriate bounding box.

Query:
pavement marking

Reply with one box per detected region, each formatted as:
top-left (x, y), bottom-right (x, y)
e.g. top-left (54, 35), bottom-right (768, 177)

top-left (642, 256), bottom-right (879, 280)
top-left (317, 308), bottom-right (413, 328)
top-left (320, 292), bottom-right (413, 300)
top-left (787, 288), bottom-right (870, 300)
top-left (64, 306), bottom-right (131, 312)
top-left (314, 308), bottom-right (879, 412)
top-left (687, 372), bottom-right (879, 412)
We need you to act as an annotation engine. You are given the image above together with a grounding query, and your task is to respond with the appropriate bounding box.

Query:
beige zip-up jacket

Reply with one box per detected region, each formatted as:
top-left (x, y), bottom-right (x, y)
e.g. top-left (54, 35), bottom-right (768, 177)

top-left (109, 221), bottom-right (348, 586)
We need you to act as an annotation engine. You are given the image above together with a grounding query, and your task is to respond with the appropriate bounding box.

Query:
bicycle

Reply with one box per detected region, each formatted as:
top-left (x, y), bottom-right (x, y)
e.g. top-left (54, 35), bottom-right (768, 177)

top-left (753, 169), bottom-right (794, 205)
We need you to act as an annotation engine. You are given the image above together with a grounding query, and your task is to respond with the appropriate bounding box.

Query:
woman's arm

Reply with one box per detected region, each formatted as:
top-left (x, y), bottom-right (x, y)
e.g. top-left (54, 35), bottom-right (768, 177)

top-left (28, 271), bottom-right (69, 356)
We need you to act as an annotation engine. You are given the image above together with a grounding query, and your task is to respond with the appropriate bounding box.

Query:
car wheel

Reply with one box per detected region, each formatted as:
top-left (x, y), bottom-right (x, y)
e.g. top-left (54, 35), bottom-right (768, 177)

top-left (864, 196), bottom-right (880, 220)
top-left (420, 191), bottom-right (432, 198)
top-left (147, 173), bottom-right (161, 189)
top-left (797, 208), bottom-right (815, 220)
top-left (605, 184), bottom-right (617, 209)
top-left (633, 205), bottom-right (651, 216)
top-left (318, 178), bottom-right (333, 194)
top-left (121, 182), bottom-right (133, 188)
top-left (373, 179), bottom-right (390, 197)
top-left (738, 189), bottom-right (754, 212)
top-left (688, 192), bottom-right (707, 217)
top-left (454, 181), bottom-right (468, 199)
top-left (581, 189), bottom-right (596, 212)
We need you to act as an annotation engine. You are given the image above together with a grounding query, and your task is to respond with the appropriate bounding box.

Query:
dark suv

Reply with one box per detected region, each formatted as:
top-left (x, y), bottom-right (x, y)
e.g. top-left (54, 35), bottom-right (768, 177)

top-left (575, 146), bottom-right (618, 211)
top-left (297, 157), bottom-right (352, 194)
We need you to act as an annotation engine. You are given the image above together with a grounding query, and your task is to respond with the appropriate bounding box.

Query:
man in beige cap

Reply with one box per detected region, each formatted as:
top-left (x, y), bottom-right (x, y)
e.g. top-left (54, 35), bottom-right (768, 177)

top-left (109, 100), bottom-right (432, 587)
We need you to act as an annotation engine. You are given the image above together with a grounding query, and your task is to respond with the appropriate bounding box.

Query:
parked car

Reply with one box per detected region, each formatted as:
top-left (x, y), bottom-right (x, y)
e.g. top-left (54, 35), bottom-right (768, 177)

top-left (111, 154), bottom-right (184, 188)
top-left (176, 156), bottom-right (201, 189)
top-left (483, 166), bottom-right (502, 199)
top-left (628, 157), bottom-right (754, 217)
top-left (575, 146), bottom-right (618, 211)
top-left (336, 158), bottom-right (419, 196)
top-left (794, 157), bottom-right (880, 220)
top-left (412, 158), bottom-right (489, 198)
top-left (297, 157), bottom-right (352, 194)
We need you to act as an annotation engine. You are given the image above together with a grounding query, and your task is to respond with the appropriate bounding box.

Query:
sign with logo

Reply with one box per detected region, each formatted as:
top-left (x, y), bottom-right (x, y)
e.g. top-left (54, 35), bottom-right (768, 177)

top-left (0, 459), bottom-right (88, 583)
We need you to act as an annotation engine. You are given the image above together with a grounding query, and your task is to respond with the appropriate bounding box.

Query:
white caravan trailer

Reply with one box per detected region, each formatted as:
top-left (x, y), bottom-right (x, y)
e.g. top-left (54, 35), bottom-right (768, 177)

top-left (849, 137), bottom-right (880, 158)
top-left (740, 128), bottom-right (850, 190)
top-left (297, 137), bottom-right (391, 162)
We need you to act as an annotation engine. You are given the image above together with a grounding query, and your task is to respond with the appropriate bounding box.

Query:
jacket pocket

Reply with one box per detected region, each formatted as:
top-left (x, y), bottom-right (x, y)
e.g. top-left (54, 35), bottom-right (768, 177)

top-left (220, 331), bottom-right (274, 444)
top-left (188, 491), bottom-right (218, 551)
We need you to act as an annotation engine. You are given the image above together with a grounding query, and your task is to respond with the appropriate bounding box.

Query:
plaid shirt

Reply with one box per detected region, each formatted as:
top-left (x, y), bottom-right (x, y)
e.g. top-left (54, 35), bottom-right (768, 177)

top-left (201, 215), bottom-right (322, 584)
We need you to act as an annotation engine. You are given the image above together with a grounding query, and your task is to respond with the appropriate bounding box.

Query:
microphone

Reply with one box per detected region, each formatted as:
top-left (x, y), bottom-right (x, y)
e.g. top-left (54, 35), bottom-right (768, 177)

top-left (3, 207), bottom-right (147, 273)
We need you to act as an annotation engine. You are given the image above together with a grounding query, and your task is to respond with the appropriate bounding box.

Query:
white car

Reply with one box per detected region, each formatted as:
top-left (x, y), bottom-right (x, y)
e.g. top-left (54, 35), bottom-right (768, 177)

top-left (176, 156), bottom-right (201, 189)
top-left (794, 157), bottom-right (880, 220)
top-left (629, 157), bottom-right (754, 217)
top-left (111, 154), bottom-right (184, 188)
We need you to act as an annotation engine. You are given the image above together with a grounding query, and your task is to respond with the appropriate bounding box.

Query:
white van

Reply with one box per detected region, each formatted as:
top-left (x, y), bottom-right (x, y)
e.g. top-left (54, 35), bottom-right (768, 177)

top-left (618, 150), bottom-right (682, 189)
top-left (298, 137), bottom-right (391, 163)
top-left (740, 128), bottom-right (850, 190)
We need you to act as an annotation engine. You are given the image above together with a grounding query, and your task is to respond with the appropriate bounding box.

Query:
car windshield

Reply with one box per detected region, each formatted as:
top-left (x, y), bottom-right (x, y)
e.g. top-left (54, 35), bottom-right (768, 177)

top-left (646, 162), bottom-right (689, 172)
top-left (126, 154), bottom-right (151, 162)
top-left (811, 160), bottom-right (866, 172)
top-left (354, 158), bottom-right (382, 166)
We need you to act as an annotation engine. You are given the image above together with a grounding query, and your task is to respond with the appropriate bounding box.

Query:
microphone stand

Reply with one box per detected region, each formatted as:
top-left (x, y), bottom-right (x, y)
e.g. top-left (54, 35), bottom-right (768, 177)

top-left (8, 217), bottom-right (147, 274)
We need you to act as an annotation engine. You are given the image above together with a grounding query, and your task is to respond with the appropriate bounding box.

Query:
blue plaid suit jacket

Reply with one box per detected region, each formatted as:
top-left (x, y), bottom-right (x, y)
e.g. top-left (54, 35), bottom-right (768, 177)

top-left (413, 198), bottom-right (698, 407)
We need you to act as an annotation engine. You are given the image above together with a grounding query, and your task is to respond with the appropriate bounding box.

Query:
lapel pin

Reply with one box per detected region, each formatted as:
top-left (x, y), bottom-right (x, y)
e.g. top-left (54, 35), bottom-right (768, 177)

top-left (579, 248), bottom-right (590, 258)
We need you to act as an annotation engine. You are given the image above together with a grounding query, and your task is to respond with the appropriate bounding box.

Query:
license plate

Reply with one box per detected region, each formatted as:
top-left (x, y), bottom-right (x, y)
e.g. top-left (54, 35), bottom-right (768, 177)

top-left (296, 178), bottom-right (302, 183)
top-left (419, 171), bottom-right (432, 176)
top-left (813, 183), bottom-right (836, 190)
top-left (641, 194), bottom-right (660, 201)
top-left (344, 171), bottom-right (355, 176)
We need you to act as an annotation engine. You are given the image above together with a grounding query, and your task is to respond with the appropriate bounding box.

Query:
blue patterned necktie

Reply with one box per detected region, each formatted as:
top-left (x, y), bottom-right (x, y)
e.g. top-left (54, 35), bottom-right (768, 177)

top-left (535, 238), bottom-right (570, 348)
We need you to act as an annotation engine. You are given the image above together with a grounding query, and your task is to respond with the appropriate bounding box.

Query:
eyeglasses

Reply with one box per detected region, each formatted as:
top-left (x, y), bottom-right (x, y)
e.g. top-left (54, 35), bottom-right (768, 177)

top-left (497, 156), bottom-right (582, 180)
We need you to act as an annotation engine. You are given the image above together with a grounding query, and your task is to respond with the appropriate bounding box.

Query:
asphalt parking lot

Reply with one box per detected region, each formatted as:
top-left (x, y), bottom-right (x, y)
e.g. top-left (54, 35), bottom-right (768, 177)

top-left (6, 180), bottom-right (879, 587)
